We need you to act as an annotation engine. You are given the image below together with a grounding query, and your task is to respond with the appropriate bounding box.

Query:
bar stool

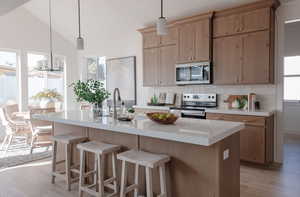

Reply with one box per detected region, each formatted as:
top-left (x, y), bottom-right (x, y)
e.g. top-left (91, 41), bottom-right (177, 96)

top-left (77, 141), bottom-right (121, 197)
top-left (117, 150), bottom-right (170, 197)
top-left (51, 134), bottom-right (88, 191)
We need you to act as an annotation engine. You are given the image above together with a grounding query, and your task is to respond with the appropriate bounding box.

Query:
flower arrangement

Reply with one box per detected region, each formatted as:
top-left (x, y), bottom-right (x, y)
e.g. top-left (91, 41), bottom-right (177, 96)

top-left (32, 89), bottom-right (63, 101)
top-left (70, 79), bottom-right (110, 105)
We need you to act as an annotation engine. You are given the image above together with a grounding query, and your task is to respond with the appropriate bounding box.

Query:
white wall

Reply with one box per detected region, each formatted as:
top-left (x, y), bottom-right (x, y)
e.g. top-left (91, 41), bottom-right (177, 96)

top-left (282, 13), bottom-right (300, 134)
top-left (0, 7), bottom-right (79, 110)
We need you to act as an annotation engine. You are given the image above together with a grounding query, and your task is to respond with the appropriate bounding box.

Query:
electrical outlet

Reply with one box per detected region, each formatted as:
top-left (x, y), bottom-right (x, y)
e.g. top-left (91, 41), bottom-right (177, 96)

top-left (223, 149), bottom-right (230, 160)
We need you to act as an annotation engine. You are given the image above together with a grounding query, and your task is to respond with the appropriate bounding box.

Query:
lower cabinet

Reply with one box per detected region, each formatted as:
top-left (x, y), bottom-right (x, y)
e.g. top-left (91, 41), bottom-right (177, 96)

top-left (206, 113), bottom-right (274, 164)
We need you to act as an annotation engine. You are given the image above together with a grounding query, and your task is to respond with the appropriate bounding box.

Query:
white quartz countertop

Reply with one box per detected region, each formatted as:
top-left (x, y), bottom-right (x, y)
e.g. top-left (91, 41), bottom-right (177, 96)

top-left (33, 111), bottom-right (244, 146)
top-left (133, 105), bottom-right (274, 117)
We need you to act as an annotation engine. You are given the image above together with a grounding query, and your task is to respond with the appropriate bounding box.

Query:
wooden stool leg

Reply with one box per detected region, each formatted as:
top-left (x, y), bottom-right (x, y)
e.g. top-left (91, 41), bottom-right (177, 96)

top-left (94, 156), bottom-right (99, 192)
top-left (112, 152), bottom-right (118, 194)
top-left (134, 164), bottom-right (139, 197)
top-left (51, 141), bottom-right (57, 184)
top-left (97, 154), bottom-right (105, 196)
top-left (145, 167), bottom-right (153, 197)
top-left (65, 144), bottom-right (71, 191)
top-left (159, 165), bottom-right (167, 197)
top-left (79, 150), bottom-right (86, 197)
top-left (120, 160), bottom-right (128, 197)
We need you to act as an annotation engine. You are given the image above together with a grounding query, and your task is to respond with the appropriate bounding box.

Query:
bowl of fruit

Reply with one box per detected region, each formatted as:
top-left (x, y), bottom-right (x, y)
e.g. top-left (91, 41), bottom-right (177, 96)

top-left (146, 112), bottom-right (178, 125)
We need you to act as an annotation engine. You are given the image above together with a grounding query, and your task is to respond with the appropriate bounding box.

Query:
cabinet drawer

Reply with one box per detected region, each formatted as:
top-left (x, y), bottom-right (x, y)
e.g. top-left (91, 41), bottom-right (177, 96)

top-left (206, 113), bottom-right (266, 127)
top-left (221, 114), bottom-right (266, 127)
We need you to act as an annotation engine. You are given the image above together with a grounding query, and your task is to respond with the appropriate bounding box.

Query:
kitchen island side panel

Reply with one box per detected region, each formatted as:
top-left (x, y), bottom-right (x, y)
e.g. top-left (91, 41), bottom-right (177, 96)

top-left (52, 123), bottom-right (240, 197)
top-left (139, 132), bottom-right (240, 197)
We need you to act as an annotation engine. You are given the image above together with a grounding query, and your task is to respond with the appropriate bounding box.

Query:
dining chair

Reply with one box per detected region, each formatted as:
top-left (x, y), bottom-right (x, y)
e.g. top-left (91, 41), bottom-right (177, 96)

top-left (28, 114), bottom-right (53, 154)
top-left (0, 107), bottom-right (31, 155)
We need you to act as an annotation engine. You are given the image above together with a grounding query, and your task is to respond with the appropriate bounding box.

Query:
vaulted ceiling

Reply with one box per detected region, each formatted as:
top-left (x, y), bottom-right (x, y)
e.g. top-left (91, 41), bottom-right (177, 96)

top-left (23, 0), bottom-right (259, 47)
top-left (0, 0), bottom-right (30, 16)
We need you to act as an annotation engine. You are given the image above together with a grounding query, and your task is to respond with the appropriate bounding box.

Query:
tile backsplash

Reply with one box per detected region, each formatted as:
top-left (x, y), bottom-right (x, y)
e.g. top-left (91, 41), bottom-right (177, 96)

top-left (140, 85), bottom-right (277, 111)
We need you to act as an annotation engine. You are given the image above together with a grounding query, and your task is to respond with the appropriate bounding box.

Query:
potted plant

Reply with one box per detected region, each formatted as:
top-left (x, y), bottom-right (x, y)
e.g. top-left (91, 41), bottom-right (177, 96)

top-left (70, 79), bottom-right (110, 116)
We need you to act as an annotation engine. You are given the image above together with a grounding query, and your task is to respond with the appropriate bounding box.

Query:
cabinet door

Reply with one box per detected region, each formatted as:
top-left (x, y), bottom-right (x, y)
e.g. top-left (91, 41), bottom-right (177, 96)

top-left (194, 19), bottom-right (211, 62)
top-left (241, 31), bottom-right (270, 84)
top-left (161, 27), bottom-right (178, 46)
top-left (143, 31), bottom-right (160, 49)
top-left (213, 36), bottom-right (242, 84)
top-left (240, 126), bottom-right (266, 164)
top-left (241, 8), bottom-right (270, 33)
top-left (177, 22), bottom-right (195, 63)
top-left (159, 45), bottom-right (177, 86)
top-left (213, 14), bottom-right (241, 37)
top-left (143, 48), bottom-right (159, 86)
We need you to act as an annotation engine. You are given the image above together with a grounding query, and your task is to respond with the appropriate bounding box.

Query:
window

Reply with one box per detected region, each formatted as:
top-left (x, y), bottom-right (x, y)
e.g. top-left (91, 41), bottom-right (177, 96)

top-left (0, 51), bottom-right (18, 105)
top-left (27, 52), bottom-right (65, 109)
top-left (284, 56), bottom-right (300, 101)
top-left (86, 56), bottom-right (106, 85)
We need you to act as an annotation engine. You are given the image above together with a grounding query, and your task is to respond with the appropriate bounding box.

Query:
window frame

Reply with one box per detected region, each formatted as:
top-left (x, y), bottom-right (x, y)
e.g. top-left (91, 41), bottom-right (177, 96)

top-left (27, 51), bottom-right (66, 109)
top-left (0, 48), bottom-right (20, 107)
top-left (283, 56), bottom-right (300, 102)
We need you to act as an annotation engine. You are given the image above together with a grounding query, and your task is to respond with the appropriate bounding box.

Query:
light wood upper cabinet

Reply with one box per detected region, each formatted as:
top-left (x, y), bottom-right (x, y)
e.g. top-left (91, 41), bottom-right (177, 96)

top-left (213, 7), bottom-right (271, 38)
top-left (213, 36), bottom-right (242, 84)
top-left (214, 30), bottom-right (273, 85)
top-left (177, 22), bottom-right (195, 63)
top-left (177, 18), bottom-right (212, 63)
top-left (213, 14), bottom-right (241, 37)
top-left (159, 45), bottom-right (177, 86)
top-left (161, 27), bottom-right (178, 46)
top-left (143, 31), bottom-right (160, 49)
top-left (241, 31), bottom-right (270, 84)
top-left (143, 48), bottom-right (159, 86)
top-left (241, 8), bottom-right (270, 33)
top-left (194, 19), bottom-right (211, 62)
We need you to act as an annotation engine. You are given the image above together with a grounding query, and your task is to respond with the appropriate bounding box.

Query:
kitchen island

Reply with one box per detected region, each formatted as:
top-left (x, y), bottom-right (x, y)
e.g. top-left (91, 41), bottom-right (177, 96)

top-left (34, 110), bottom-right (244, 197)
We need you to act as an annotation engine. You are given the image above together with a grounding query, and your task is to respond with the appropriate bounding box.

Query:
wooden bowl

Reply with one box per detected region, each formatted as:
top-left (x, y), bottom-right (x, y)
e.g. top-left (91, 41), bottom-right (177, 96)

top-left (146, 112), bottom-right (178, 125)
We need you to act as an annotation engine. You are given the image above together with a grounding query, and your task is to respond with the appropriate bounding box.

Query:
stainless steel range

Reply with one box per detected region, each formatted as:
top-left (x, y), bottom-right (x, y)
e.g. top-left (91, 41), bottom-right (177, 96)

top-left (171, 93), bottom-right (217, 119)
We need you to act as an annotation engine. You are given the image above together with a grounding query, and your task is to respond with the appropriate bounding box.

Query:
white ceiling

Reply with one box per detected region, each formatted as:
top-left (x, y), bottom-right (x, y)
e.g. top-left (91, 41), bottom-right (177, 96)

top-left (0, 0), bottom-right (30, 16)
top-left (23, 0), bottom-right (260, 43)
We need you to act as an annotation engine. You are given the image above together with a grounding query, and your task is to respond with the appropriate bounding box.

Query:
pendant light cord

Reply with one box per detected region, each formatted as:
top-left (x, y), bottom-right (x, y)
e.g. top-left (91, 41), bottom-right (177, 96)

top-left (49, 0), bottom-right (53, 71)
top-left (78, 0), bottom-right (81, 37)
top-left (161, 0), bottom-right (163, 18)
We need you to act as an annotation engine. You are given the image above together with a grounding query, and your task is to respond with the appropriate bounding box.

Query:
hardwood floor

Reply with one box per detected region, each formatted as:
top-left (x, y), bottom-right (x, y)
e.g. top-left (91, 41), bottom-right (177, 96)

top-left (0, 135), bottom-right (299, 197)
top-left (241, 135), bottom-right (300, 197)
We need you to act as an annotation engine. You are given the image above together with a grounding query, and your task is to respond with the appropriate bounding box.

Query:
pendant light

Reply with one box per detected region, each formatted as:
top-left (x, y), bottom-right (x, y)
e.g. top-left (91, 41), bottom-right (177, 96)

top-left (77, 0), bottom-right (84, 50)
top-left (49, 0), bottom-right (54, 71)
top-left (157, 0), bottom-right (168, 35)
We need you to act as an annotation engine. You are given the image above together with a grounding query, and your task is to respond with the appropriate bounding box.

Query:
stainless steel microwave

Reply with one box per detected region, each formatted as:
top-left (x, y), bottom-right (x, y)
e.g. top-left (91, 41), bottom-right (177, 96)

top-left (175, 62), bottom-right (211, 85)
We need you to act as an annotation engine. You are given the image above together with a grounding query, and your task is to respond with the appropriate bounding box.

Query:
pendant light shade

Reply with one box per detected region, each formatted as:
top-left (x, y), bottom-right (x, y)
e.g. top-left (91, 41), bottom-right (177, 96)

top-left (157, 0), bottom-right (168, 35)
top-left (157, 17), bottom-right (168, 35)
top-left (77, 0), bottom-right (84, 50)
top-left (77, 37), bottom-right (84, 50)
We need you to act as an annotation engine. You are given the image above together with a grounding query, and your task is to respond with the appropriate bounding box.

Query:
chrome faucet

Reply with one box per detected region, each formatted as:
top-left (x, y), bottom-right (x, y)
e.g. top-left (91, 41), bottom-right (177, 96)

top-left (113, 88), bottom-right (122, 119)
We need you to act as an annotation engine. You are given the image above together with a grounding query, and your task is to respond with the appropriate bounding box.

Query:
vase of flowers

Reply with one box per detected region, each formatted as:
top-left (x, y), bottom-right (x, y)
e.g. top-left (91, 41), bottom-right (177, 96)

top-left (70, 79), bottom-right (110, 117)
top-left (31, 89), bottom-right (63, 109)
